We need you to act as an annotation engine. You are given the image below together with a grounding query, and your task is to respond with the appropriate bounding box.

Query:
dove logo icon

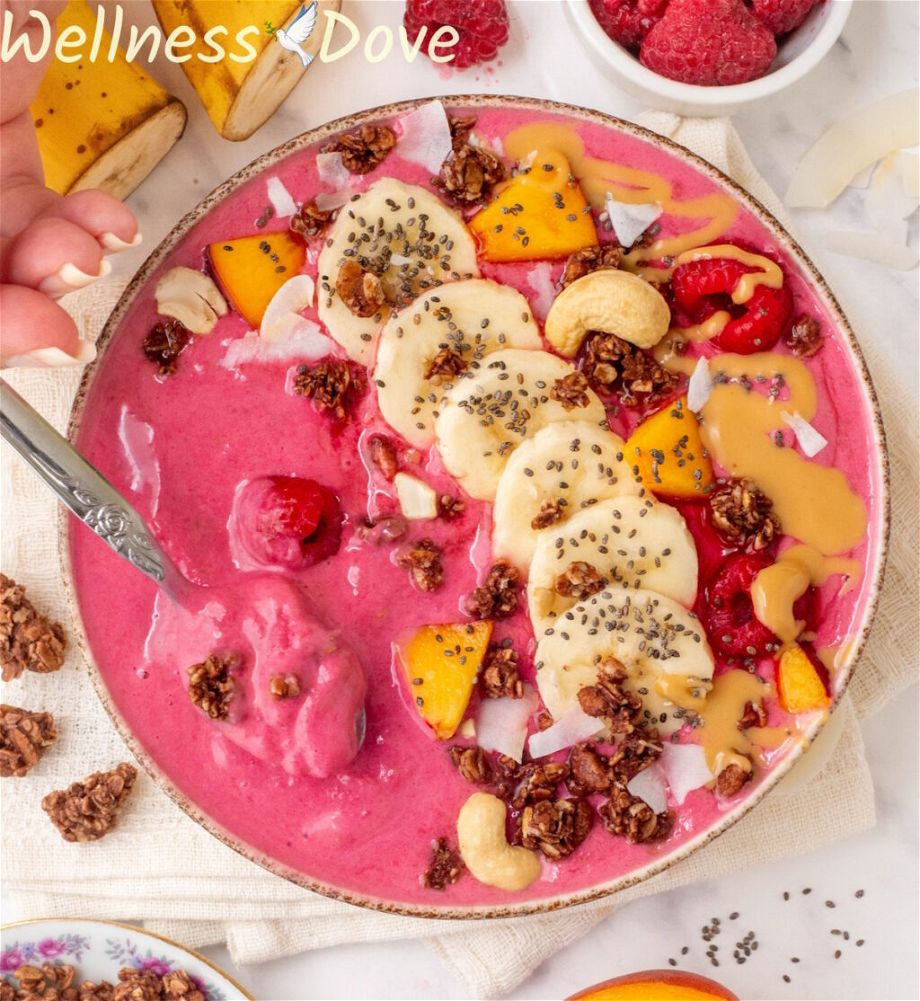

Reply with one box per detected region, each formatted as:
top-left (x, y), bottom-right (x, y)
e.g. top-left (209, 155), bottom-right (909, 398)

top-left (272, 2), bottom-right (318, 68)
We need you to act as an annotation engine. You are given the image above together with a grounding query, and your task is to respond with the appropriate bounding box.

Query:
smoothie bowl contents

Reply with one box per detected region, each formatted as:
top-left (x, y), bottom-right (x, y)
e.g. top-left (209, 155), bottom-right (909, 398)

top-left (67, 97), bottom-right (885, 912)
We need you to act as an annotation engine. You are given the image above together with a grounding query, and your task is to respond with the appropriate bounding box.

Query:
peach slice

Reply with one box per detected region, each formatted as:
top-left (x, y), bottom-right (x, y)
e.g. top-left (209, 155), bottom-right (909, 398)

top-left (777, 643), bottom-right (831, 714)
top-left (625, 396), bottom-right (714, 499)
top-left (208, 232), bottom-right (306, 328)
top-left (568, 969), bottom-right (738, 1001)
top-left (399, 622), bottom-right (493, 739)
top-left (469, 148), bottom-right (597, 262)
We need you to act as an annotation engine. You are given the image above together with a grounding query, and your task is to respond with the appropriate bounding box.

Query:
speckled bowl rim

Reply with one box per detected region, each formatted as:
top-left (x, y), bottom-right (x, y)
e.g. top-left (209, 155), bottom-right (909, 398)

top-left (61, 95), bottom-right (890, 921)
top-left (1, 917), bottom-right (254, 998)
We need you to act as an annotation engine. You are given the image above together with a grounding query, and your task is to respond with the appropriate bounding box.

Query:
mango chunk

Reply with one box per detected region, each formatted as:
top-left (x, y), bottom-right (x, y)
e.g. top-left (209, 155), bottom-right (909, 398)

top-left (469, 148), bottom-right (597, 262)
top-left (625, 396), bottom-right (714, 499)
top-left (777, 643), bottom-right (831, 714)
top-left (399, 622), bottom-right (493, 739)
top-left (208, 232), bottom-right (306, 328)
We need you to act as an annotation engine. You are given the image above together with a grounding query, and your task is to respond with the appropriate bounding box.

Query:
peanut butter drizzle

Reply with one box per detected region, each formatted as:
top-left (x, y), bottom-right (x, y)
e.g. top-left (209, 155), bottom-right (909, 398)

top-left (655, 673), bottom-right (710, 713)
top-left (817, 639), bottom-right (856, 677)
top-left (752, 544), bottom-right (862, 645)
top-left (503, 122), bottom-right (739, 264)
top-left (697, 669), bottom-right (770, 774)
top-left (674, 244), bottom-right (784, 302)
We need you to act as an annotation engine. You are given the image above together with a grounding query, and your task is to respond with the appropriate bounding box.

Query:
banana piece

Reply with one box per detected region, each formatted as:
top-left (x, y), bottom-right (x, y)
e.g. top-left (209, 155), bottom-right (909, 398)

top-left (535, 588), bottom-right (714, 735)
top-left (527, 496), bottom-right (698, 637)
top-left (374, 280), bottom-right (541, 449)
top-left (318, 179), bottom-right (479, 366)
top-left (435, 348), bottom-right (607, 501)
top-left (492, 421), bottom-right (641, 571)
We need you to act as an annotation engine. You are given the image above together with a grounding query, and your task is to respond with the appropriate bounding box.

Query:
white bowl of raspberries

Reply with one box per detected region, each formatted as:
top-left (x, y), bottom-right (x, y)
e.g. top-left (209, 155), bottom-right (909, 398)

top-left (570, 0), bottom-right (853, 117)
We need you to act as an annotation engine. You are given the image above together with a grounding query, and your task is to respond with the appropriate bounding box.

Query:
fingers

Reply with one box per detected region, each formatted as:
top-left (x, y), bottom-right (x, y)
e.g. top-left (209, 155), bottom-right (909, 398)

top-left (0, 284), bottom-right (95, 367)
top-left (5, 216), bottom-right (110, 297)
top-left (46, 189), bottom-right (141, 253)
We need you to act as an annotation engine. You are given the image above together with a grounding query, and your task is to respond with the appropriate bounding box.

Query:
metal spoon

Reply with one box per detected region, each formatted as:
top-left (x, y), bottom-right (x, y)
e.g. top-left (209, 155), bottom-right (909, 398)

top-left (0, 380), bottom-right (366, 748)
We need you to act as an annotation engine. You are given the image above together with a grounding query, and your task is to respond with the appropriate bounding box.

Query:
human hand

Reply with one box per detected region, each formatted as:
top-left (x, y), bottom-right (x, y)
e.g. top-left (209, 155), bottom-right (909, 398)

top-left (0, 0), bottom-right (141, 367)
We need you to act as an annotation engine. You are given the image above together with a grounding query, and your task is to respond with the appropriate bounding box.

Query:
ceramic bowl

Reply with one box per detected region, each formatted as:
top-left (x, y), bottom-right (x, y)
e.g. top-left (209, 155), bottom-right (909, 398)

top-left (567, 0), bottom-right (853, 117)
top-left (63, 95), bottom-right (889, 919)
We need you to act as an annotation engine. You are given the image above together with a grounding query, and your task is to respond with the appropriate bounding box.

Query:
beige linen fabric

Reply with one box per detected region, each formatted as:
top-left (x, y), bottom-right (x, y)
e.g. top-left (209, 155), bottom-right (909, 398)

top-left (1, 116), bottom-right (916, 1000)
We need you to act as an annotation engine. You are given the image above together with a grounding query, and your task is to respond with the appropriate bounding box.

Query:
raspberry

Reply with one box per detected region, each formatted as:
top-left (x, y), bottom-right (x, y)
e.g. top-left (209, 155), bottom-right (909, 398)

top-left (639, 0), bottom-right (777, 86)
top-left (704, 553), bottom-right (778, 659)
top-left (671, 254), bottom-right (792, 354)
top-left (751, 0), bottom-right (820, 36)
top-left (404, 0), bottom-right (509, 70)
top-left (589, 0), bottom-right (663, 52)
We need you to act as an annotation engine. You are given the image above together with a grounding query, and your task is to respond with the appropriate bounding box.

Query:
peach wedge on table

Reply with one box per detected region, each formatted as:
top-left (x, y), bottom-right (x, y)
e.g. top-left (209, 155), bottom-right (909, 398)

top-left (469, 148), bottom-right (597, 261)
top-left (568, 969), bottom-right (738, 1001)
top-left (399, 622), bottom-right (493, 739)
top-left (208, 232), bottom-right (306, 328)
top-left (625, 396), bottom-right (714, 499)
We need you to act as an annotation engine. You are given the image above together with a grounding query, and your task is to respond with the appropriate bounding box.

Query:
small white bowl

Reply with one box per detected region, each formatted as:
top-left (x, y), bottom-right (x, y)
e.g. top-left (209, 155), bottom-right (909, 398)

top-left (568, 0), bottom-right (852, 117)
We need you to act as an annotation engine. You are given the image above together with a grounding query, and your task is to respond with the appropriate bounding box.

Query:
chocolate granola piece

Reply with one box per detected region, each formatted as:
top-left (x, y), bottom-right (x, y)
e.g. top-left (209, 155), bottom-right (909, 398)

top-left (581, 331), bottom-right (678, 404)
top-left (114, 968), bottom-right (163, 1001)
top-left (520, 797), bottom-right (593, 860)
top-left (448, 745), bottom-right (493, 785)
top-left (708, 477), bottom-right (781, 551)
top-left (437, 143), bottom-right (506, 205)
top-left (716, 761), bottom-right (753, 798)
top-left (607, 729), bottom-right (663, 783)
top-left (335, 259), bottom-right (387, 318)
top-left (438, 494), bottom-right (465, 519)
top-left (13, 962), bottom-right (77, 995)
top-left (368, 434), bottom-right (399, 480)
top-left (424, 347), bottom-right (467, 385)
top-left (479, 644), bottom-right (523, 699)
top-left (187, 653), bottom-right (236, 720)
top-left (447, 115), bottom-right (477, 149)
top-left (0, 704), bottom-right (57, 777)
top-left (554, 561), bottom-right (606, 602)
top-left (293, 357), bottom-right (363, 420)
top-left (550, 371), bottom-right (591, 410)
top-left (160, 970), bottom-right (205, 1001)
top-left (422, 837), bottom-right (463, 889)
top-left (784, 313), bottom-right (823, 357)
top-left (465, 561), bottom-right (520, 619)
top-left (601, 783), bottom-right (672, 843)
top-left (560, 243), bottom-right (623, 289)
top-left (397, 538), bottom-right (444, 592)
top-left (289, 198), bottom-right (333, 240)
top-left (566, 743), bottom-right (612, 796)
top-left (142, 318), bottom-right (191, 376)
top-left (511, 761), bottom-right (569, 810)
top-left (738, 699), bottom-right (767, 730)
top-left (0, 574), bottom-right (66, 683)
top-left (269, 673), bottom-right (301, 699)
top-left (325, 123), bottom-right (396, 174)
top-left (41, 762), bottom-right (137, 843)
top-left (577, 658), bottom-right (644, 735)
top-left (531, 497), bottom-right (564, 530)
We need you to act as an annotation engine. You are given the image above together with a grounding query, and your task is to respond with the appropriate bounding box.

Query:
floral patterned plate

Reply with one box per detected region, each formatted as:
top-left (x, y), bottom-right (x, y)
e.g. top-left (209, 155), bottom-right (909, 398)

top-left (0, 919), bottom-right (252, 999)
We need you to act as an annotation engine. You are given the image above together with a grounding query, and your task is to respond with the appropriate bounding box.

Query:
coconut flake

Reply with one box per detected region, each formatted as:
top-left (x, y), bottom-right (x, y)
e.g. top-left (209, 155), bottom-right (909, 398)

top-left (527, 706), bottom-right (603, 759)
top-left (397, 99), bottom-right (453, 174)
top-left (785, 89), bottom-right (920, 208)
top-left (220, 325), bottom-right (333, 369)
top-left (627, 764), bottom-right (668, 815)
top-left (394, 472), bottom-right (438, 520)
top-left (604, 191), bottom-right (662, 248)
top-left (314, 188), bottom-right (356, 212)
top-left (781, 411), bottom-right (829, 457)
top-left (260, 275), bottom-right (315, 340)
top-left (659, 742), bottom-right (713, 805)
top-left (266, 176), bottom-right (298, 219)
top-left (476, 686), bottom-right (538, 763)
top-left (866, 152), bottom-right (920, 228)
top-left (316, 151), bottom-right (351, 189)
top-left (825, 228), bottom-right (918, 271)
top-left (687, 355), bottom-right (713, 413)
top-left (526, 261), bottom-right (557, 322)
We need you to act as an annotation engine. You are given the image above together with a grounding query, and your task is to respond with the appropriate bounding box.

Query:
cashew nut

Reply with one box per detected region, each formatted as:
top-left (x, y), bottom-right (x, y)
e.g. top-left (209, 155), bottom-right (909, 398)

top-left (543, 269), bottom-right (670, 356)
top-left (155, 266), bottom-right (227, 334)
top-left (456, 792), bottom-right (541, 892)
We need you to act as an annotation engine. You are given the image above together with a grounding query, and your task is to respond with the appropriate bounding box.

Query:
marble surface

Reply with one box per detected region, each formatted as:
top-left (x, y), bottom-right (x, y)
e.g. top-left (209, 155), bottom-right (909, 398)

top-left (4, 1), bottom-right (918, 998)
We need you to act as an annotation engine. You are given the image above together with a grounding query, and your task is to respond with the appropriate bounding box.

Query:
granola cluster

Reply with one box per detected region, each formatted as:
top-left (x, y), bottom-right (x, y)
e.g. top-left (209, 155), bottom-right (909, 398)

top-left (520, 797), bottom-right (593, 860)
top-left (424, 347), bottom-right (467, 385)
top-left (335, 260), bottom-right (388, 318)
top-left (784, 313), bottom-right (823, 357)
top-left (269, 673), bottom-right (301, 699)
top-left (437, 143), bottom-right (507, 205)
top-left (550, 371), bottom-right (592, 410)
top-left (601, 782), bottom-right (673, 843)
top-left (1, 962), bottom-right (205, 1000)
top-left (368, 434), bottom-right (399, 480)
top-left (479, 643), bottom-right (523, 699)
top-left (0, 704), bottom-right (57, 777)
top-left (715, 761), bottom-right (752, 798)
top-left (559, 243), bottom-right (623, 289)
top-left (293, 357), bottom-right (363, 420)
top-left (186, 654), bottom-right (236, 720)
top-left (41, 762), bottom-right (137, 843)
top-left (581, 331), bottom-right (678, 405)
top-left (708, 477), bottom-right (781, 551)
top-left (397, 538), bottom-right (444, 592)
top-left (325, 123), bottom-right (396, 174)
top-left (0, 574), bottom-right (66, 682)
top-left (289, 198), bottom-right (333, 239)
top-left (142, 319), bottom-right (191, 376)
top-left (577, 658), bottom-right (645, 735)
top-left (465, 562), bottom-right (519, 620)
top-left (422, 837), bottom-right (464, 890)
top-left (554, 561), bottom-right (606, 602)
top-left (530, 497), bottom-right (564, 530)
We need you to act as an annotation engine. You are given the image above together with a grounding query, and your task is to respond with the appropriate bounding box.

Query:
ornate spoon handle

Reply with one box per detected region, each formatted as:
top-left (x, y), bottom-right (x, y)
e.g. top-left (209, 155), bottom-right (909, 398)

top-left (1, 380), bottom-right (178, 591)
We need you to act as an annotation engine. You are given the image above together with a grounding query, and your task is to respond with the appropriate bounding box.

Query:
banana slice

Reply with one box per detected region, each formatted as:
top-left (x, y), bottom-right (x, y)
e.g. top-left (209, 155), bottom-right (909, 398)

top-left (435, 348), bottom-right (607, 501)
top-left (317, 179), bottom-right (479, 366)
top-left (527, 496), bottom-right (698, 637)
top-left (492, 421), bottom-right (641, 571)
top-left (374, 280), bottom-right (542, 449)
top-left (535, 588), bottom-right (714, 735)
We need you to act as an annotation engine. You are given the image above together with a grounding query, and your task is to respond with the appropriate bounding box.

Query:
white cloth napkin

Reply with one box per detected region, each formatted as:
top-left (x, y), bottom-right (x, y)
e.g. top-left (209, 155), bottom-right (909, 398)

top-left (2, 114), bottom-right (916, 1001)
